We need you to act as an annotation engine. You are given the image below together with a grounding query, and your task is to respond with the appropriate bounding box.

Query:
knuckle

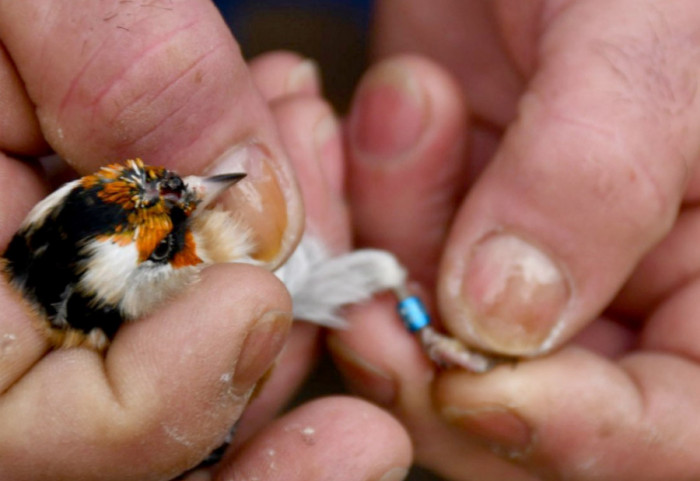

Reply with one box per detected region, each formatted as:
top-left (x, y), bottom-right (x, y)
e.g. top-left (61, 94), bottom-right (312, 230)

top-left (51, 17), bottom-right (239, 164)
top-left (91, 39), bottom-right (232, 152)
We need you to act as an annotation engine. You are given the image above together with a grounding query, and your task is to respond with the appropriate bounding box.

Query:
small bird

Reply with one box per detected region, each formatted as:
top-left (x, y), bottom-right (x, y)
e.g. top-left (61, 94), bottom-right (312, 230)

top-left (2, 158), bottom-right (493, 371)
top-left (2, 159), bottom-right (254, 350)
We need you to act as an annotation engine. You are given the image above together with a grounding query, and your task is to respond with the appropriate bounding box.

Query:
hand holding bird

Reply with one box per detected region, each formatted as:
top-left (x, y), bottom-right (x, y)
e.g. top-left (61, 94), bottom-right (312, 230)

top-left (0, 3), bottom-right (413, 479)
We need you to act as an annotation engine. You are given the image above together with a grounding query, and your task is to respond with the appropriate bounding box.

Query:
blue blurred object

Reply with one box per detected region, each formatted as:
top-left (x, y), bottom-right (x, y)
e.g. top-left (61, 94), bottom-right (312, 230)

top-left (398, 296), bottom-right (432, 333)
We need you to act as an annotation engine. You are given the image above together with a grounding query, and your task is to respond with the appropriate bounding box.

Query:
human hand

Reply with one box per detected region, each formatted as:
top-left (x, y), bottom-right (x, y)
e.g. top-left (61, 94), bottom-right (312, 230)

top-left (330, 1), bottom-right (700, 479)
top-left (182, 50), bottom-right (412, 480)
top-left (0, 2), bottom-right (410, 480)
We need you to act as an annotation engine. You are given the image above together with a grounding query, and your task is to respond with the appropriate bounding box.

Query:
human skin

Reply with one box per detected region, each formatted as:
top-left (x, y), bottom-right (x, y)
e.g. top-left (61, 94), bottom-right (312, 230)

top-left (330, 1), bottom-right (700, 480)
top-left (0, 2), bottom-right (411, 480)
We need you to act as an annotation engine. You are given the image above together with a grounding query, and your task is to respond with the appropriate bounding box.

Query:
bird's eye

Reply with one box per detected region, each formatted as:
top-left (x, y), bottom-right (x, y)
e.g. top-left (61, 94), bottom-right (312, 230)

top-left (160, 174), bottom-right (184, 199)
top-left (150, 235), bottom-right (173, 262)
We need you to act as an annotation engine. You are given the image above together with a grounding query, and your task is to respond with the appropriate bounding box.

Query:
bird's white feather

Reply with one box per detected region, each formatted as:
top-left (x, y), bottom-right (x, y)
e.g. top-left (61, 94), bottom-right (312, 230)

top-left (191, 208), bottom-right (256, 264)
top-left (79, 238), bottom-right (200, 319)
top-left (274, 235), bottom-right (407, 328)
top-left (79, 239), bottom-right (141, 307)
top-left (120, 262), bottom-right (200, 319)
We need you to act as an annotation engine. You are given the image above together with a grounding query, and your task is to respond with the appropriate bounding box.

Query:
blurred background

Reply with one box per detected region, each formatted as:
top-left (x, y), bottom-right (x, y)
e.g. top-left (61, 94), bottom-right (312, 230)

top-left (214, 0), bottom-right (371, 111)
top-left (211, 2), bottom-right (447, 480)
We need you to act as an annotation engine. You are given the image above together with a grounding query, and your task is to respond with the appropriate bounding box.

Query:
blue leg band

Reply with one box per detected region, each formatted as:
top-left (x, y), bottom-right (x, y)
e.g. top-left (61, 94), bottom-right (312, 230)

top-left (397, 296), bottom-right (431, 332)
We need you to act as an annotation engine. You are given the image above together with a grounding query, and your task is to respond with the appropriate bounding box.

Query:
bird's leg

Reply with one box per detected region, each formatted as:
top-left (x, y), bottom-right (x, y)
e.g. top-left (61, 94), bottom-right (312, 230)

top-left (392, 284), bottom-right (503, 372)
top-left (279, 235), bottom-right (504, 373)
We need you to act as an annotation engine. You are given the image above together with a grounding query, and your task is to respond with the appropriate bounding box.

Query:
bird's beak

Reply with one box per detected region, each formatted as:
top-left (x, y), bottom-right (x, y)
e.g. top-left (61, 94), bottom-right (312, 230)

top-left (185, 173), bottom-right (247, 211)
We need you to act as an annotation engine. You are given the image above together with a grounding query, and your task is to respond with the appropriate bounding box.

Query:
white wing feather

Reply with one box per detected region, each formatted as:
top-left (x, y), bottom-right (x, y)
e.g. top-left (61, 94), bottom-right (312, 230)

top-left (274, 235), bottom-right (407, 328)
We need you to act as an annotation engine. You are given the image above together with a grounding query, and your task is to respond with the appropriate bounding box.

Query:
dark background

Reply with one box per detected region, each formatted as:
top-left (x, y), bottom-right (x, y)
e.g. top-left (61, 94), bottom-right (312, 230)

top-left (212, 2), bottom-right (448, 480)
top-left (215, 0), bottom-right (372, 111)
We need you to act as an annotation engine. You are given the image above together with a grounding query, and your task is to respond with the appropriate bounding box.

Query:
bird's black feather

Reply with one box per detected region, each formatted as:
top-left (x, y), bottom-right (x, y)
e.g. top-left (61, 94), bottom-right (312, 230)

top-left (3, 184), bottom-right (130, 336)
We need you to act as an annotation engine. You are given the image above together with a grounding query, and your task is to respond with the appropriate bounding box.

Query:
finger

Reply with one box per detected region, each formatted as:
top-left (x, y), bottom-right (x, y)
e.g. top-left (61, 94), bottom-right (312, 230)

top-left (613, 206), bottom-right (700, 317)
top-left (328, 292), bottom-right (627, 479)
top-left (215, 396), bottom-right (413, 481)
top-left (0, 154), bottom-right (50, 392)
top-left (0, 155), bottom-right (47, 248)
top-left (569, 316), bottom-right (635, 359)
top-left (641, 270), bottom-right (700, 360)
top-left (371, 0), bottom-right (522, 127)
top-left (272, 95), bottom-right (349, 250)
top-left (248, 51), bottom-right (321, 101)
top-left (329, 300), bottom-right (538, 481)
top-left (434, 346), bottom-right (700, 480)
top-left (233, 93), bottom-right (348, 443)
top-left (0, 0), bottom-right (302, 267)
top-left (425, 259), bottom-right (700, 480)
top-left (0, 44), bottom-right (47, 155)
top-left (346, 55), bottom-right (470, 285)
top-left (0, 264), bottom-right (292, 480)
top-left (438, 0), bottom-right (700, 356)
top-left (232, 323), bottom-right (320, 448)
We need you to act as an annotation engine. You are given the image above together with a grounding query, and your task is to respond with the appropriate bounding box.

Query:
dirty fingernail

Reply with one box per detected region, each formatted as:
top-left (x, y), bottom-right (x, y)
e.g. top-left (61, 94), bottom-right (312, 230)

top-left (349, 60), bottom-right (426, 161)
top-left (328, 336), bottom-right (397, 407)
top-left (456, 233), bottom-right (570, 355)
top-left (376, 466), bottom-right (409, 481)
top-left (286, 58), bottom-right (321, 95)
top-left (442, 404), bottom-right (534, 460)
top-left (207, 142), bottom-right (302, 268)
top-left (234, 310), bottom-right (292, 392)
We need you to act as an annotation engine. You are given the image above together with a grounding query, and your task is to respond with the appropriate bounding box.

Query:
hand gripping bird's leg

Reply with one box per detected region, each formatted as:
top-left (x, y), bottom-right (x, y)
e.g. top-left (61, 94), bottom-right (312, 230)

top-left (393, 286), bottom-right (497, 373)
top-left (278, 235), bottom-right (501, 373)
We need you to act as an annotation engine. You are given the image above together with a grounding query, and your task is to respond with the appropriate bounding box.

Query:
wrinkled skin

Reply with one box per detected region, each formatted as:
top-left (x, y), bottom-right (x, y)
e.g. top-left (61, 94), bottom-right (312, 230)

top-left (0, 2), bottom-right (411, 480)
top-left (331, 1), bottom-right (700, 480)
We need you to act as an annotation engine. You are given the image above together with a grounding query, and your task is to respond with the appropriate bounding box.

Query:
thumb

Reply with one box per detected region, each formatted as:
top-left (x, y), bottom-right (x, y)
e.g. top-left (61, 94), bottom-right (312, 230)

top-left (438, 0), bottom-right (700, 356)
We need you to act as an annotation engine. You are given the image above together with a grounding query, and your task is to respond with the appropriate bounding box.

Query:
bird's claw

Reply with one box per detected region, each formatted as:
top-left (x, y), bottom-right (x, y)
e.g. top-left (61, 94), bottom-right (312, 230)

top-left (418, 326), bottom-right (500, 373)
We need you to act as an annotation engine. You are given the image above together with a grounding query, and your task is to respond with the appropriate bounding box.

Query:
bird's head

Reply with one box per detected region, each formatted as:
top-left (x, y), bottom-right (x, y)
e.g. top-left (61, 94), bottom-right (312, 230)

top-left (75, 158), bottom-right (247, 269)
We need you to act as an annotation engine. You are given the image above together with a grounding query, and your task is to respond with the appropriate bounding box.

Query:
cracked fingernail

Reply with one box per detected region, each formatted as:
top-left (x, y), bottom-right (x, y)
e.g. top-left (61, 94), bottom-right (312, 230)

top-left (455, 233), bottom-right (570, 355)
top-left (207, 142), bottom-right (301, 268)
top-left (234, 310), bottom-right (292, 392)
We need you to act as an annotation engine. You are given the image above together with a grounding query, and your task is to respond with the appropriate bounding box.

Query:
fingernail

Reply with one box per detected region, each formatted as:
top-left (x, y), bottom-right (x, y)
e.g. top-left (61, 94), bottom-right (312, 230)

top-left (441, 404), bottom-right (534, 460)
top-left (314, 113), bottom-right (340, 159)
top-left (207, 142), bottom-right (301, 268)
top-left (327, 336), bottom-right (397, 407)
top-left (349, 61), bottom-right (426, 161)
top-left (376, 466), bottom-right (409, 481)
top-left (233, 310), bottom-right (292, 392)
top-left (458, 233), bottom-right (570, 355)
top-left (314, 113), bottom-right (343, 193)
top-left (178, 470), bottom-right (211, 481)
top-left (286, 58), bottom-right (321, 95)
